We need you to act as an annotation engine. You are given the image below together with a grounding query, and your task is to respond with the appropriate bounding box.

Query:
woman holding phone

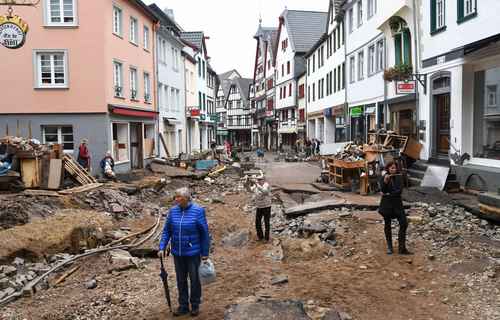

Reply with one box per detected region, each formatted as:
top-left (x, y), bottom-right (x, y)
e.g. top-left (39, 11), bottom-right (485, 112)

top-left (379, 161), bottom-right (412, 255)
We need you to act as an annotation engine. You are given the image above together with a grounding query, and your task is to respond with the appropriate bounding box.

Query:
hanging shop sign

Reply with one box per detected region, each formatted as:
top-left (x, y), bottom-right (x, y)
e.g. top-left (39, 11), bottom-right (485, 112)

top-left (395, 80), bottom-right (416, 95)
top-left (350, 106), bottom-right (363, 118)
top-left (0, 15), bottom-right (29, 49)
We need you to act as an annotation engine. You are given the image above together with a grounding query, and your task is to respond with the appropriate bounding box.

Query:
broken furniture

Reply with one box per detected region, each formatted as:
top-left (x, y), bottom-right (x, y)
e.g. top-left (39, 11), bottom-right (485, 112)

top-left (327, 158), bottom-right (366, 191)
top-left (63, 154), bottom-right (98, 185)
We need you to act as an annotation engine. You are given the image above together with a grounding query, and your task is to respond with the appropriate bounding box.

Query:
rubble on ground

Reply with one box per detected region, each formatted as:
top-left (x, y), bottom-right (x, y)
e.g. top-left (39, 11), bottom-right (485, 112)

top-left (0, 194), bottom-right (65, 230)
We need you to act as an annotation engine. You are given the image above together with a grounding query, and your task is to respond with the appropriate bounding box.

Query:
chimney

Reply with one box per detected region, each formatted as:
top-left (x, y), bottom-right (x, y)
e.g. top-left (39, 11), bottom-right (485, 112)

top-left (163, 8), bottom-right (175, 21)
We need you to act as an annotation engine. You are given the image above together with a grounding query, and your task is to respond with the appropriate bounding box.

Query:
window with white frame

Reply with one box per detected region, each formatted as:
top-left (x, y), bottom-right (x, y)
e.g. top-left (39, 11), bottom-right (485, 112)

top-left (130, 67), bottom-right (138, 100)
top-left (130, 17), bottom-right (138, 44)
top-left (368, 45), bottom-right (375, 75)
top-left (376, 39), bottom-right (384, 71)
top-left (368, 0), bottom-right (376, 18)
top-left (113, 61), bottom-right (123, 97)
top-left (164, 85), bottom-right (170, 111)
top-left (112, 123), bottom-right (129, 162)
top-left (436, 0), bottom-right (445, 29)
top-left (357, 0), bottom-right (363, 27)
top-left (42, 125), bottom-right (74, 152)
top-left (358, 51), bottom-right (364, 80)
top-left (35, 51), bottom-right (68, 88)
top-left (349, 56), bottom-right (355, 83)
top-left (45, 0), bottom-right (77, 26)
top-left (113, 6), bottom-right (122, 36)
top-left (348, 8), bottom-right (353, 33)
top-left (144, 72), bottom-right (151, 102)
top-left (487, 85), bottom-right (497, 107)
top-left (143, 26), bottom-right (149, 50)
top-left (159, 39), bottom-right (167, 64)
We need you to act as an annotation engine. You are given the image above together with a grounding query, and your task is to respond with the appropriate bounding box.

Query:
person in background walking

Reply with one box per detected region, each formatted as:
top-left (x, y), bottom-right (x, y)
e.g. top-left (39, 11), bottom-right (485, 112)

top-left (316, 140), bottom-right (321, 155)
top-left (158, 187), bottom-right (211, 317)
top-left (246, 175), bottom-right (272, 242)
top-left (77, 139), bottom-right (90, 171)
top-left (378, 161), bottom-right (411, 255)
top-left (305, 139), bottom-right (311, 157)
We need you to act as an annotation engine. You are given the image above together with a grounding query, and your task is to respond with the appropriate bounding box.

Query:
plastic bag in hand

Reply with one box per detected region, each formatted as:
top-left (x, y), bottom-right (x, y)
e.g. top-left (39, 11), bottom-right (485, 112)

top-left (198, 259), bottom-right (216, 285)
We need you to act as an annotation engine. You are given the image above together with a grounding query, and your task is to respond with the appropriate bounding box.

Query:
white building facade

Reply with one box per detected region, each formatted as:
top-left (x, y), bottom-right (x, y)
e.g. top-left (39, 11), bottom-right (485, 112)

top-left (156, 27), bottom-right (186, 157)
top-left (344, 0), bottom-right (386, 142)
top-left (306, 0), bottom-right (347, 145)
top-left (275, 9), bottom-right (328, 149)
top-left (417, 0), bottom-right (500, 191)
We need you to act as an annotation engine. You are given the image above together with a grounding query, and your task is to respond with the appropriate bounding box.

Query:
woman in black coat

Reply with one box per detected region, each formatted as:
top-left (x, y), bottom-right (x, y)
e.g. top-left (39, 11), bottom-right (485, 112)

top-left (379, 161), bottom-right (411, 255)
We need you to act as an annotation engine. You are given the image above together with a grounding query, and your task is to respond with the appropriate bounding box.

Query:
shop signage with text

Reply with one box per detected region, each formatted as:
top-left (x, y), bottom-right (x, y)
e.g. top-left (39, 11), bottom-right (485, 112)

top-left (0, 15), bottom-right (28, 49)
top-left (395, 80), bottom-right (416, 94)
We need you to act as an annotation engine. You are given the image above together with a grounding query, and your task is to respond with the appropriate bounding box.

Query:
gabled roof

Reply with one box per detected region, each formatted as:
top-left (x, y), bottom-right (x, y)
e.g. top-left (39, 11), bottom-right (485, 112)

top-left (235, 78), bottom-right (253, 101)
top-left (281, 9), bottom-right (328, 53)
top-left (180, 31), bottom-right (205, 53)
top-left (148, 4), bottom-right (183, 34)
top-left (132, 0), bottom-right (158, 22)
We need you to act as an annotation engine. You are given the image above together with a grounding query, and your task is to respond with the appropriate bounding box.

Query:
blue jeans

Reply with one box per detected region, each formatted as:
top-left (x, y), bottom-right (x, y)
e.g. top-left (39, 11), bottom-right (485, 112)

top-left (173, 255), bottom-right (201, 311)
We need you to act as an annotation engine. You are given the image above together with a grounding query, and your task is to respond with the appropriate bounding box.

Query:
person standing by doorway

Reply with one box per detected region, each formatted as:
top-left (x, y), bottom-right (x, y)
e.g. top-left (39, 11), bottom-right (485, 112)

top-left (158, 187), bottom-right (210, 317)
top-left (378, 161), bottom-right (411, 255)
top-left (77, 139), bottom-right (90, 171)
top-left (247, 175), bottom-right (272, 242)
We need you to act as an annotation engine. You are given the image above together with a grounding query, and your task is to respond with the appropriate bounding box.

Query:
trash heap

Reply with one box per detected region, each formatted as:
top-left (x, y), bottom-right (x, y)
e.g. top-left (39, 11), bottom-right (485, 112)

top-left (0, 136), bottom-right (96, 192)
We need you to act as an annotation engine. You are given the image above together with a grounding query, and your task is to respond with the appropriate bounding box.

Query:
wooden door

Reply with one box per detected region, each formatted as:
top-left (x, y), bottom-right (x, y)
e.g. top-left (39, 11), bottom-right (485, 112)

top-left (436, 94), bottom-right (450, 155)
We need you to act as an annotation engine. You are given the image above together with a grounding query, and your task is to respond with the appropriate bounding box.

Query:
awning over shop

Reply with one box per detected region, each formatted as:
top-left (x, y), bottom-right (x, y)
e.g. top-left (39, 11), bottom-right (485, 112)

top-left (365, 106), bottom-right (376, 114)
top-left (163, 117), bottom-right (181, 124)
top-left (108, 105), bottom-right (158, 119)
top-left (278, 127), bottom-right (298, 134)
top-left (217, 130), bottom-right (228, 136)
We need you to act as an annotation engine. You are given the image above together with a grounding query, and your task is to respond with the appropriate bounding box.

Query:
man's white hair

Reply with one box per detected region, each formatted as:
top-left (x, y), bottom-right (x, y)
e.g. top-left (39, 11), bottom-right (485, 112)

top-left (175, 187), bottom-right (191, 199)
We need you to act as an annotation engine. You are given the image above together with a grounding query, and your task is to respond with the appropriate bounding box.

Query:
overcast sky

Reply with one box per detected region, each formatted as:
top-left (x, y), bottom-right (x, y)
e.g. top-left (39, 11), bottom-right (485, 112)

top-left (144, 0), bottom-right (328, 79)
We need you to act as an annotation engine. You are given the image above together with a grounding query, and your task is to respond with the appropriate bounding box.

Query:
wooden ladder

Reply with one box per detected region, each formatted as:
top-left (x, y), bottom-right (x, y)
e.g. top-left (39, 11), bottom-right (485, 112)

top-left (63, 154), bottom-right (97, 185)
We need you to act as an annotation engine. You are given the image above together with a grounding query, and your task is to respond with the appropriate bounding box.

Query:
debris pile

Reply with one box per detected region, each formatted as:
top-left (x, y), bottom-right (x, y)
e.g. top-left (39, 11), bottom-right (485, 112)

top-left (0, 255), bottom-right (71, 300)
top-left (0, 195), bottom-right (64, 230)
top-left (75, 187), bottom-right (163, 218)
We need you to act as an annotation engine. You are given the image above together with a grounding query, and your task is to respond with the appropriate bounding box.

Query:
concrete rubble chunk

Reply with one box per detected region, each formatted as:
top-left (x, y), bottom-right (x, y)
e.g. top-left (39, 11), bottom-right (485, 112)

top-left (271, 275), bottom-right (288, 285)
top-left (0, 287), bottom-right (15, 300)
top-left (285, 200), bottom-right (347, 218)
top-left (221, 230), bottom-right (250, 248)
top-left (224, 299), bottom-right (310, 320)
top-left (85, 278), bottom-right (97, 290)
top-left (3, 266), bottom-right (17, 277)
top-left (0, 278), bottom-right (10, 290)
top-left (13, 257), bottom-right (25, 267)
top-left (108, 249), bottom-right (142, 271)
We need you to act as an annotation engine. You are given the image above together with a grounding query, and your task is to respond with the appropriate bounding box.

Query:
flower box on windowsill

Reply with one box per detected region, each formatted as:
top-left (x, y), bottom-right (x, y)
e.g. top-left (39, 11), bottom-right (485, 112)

top-left (383, 64), bottom-right (413, 82)
top-left (130, 90), bottom-right (138, 100)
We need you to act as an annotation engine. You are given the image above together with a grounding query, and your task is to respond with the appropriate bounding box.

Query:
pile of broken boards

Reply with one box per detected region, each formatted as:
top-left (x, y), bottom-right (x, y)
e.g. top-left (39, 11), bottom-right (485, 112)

top-left (0, 136), bottom-right (97, 193)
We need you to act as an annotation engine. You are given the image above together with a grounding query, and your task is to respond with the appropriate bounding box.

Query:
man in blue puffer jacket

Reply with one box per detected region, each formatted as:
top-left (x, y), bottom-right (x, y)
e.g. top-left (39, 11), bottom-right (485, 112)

top-left (158, 187), bottom-right (210, 317)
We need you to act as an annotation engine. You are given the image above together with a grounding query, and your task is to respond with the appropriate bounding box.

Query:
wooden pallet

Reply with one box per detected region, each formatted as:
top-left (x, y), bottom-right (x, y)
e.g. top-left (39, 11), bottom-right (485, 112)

top-left (63, 154), bottom-right (97, 185)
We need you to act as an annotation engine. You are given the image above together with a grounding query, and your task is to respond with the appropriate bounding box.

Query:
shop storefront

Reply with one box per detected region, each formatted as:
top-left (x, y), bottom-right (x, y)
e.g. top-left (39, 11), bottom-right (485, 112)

top-left (350, 106), bottom-right (365, 143)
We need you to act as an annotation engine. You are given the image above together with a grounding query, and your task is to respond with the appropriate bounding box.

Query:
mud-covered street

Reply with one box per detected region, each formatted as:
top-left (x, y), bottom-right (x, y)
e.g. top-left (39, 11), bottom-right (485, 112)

top-left (1, 155), bottom-right (499, 320)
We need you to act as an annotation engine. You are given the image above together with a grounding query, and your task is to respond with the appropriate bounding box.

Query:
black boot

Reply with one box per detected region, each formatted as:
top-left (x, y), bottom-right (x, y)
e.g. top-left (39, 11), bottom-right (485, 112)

top-left (384, 221), bottom-right (393, 255)
top-left (398, 218), bottom-right (412, 255)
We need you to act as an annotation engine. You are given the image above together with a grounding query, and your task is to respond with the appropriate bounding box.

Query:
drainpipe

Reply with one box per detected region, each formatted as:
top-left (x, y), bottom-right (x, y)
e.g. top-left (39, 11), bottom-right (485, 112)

top-left (154, 23), bottom-right (160, 158)
top-left (413, 0), bottom-right (420, 140)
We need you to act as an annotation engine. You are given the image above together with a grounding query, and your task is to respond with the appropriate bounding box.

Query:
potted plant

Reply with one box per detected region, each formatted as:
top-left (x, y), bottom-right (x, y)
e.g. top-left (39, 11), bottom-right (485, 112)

top-left (383, 64), bottom-right (413, 82)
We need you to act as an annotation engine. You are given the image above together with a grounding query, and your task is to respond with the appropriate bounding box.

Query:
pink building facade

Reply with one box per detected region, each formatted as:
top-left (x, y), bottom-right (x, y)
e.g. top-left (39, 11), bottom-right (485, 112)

top-left (0, 0), bottom-right (158, 174)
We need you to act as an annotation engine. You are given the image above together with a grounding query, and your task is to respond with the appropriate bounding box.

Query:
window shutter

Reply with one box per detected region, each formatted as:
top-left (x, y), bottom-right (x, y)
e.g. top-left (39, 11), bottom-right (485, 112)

top-left (430, 0), bottom-right (437, 32)
top-left (394, 34), bottom-right (402, 65)
top-left (457, 0), bottom-right (464, 20)
top-left (403, 30), bottom-right (412, 64)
